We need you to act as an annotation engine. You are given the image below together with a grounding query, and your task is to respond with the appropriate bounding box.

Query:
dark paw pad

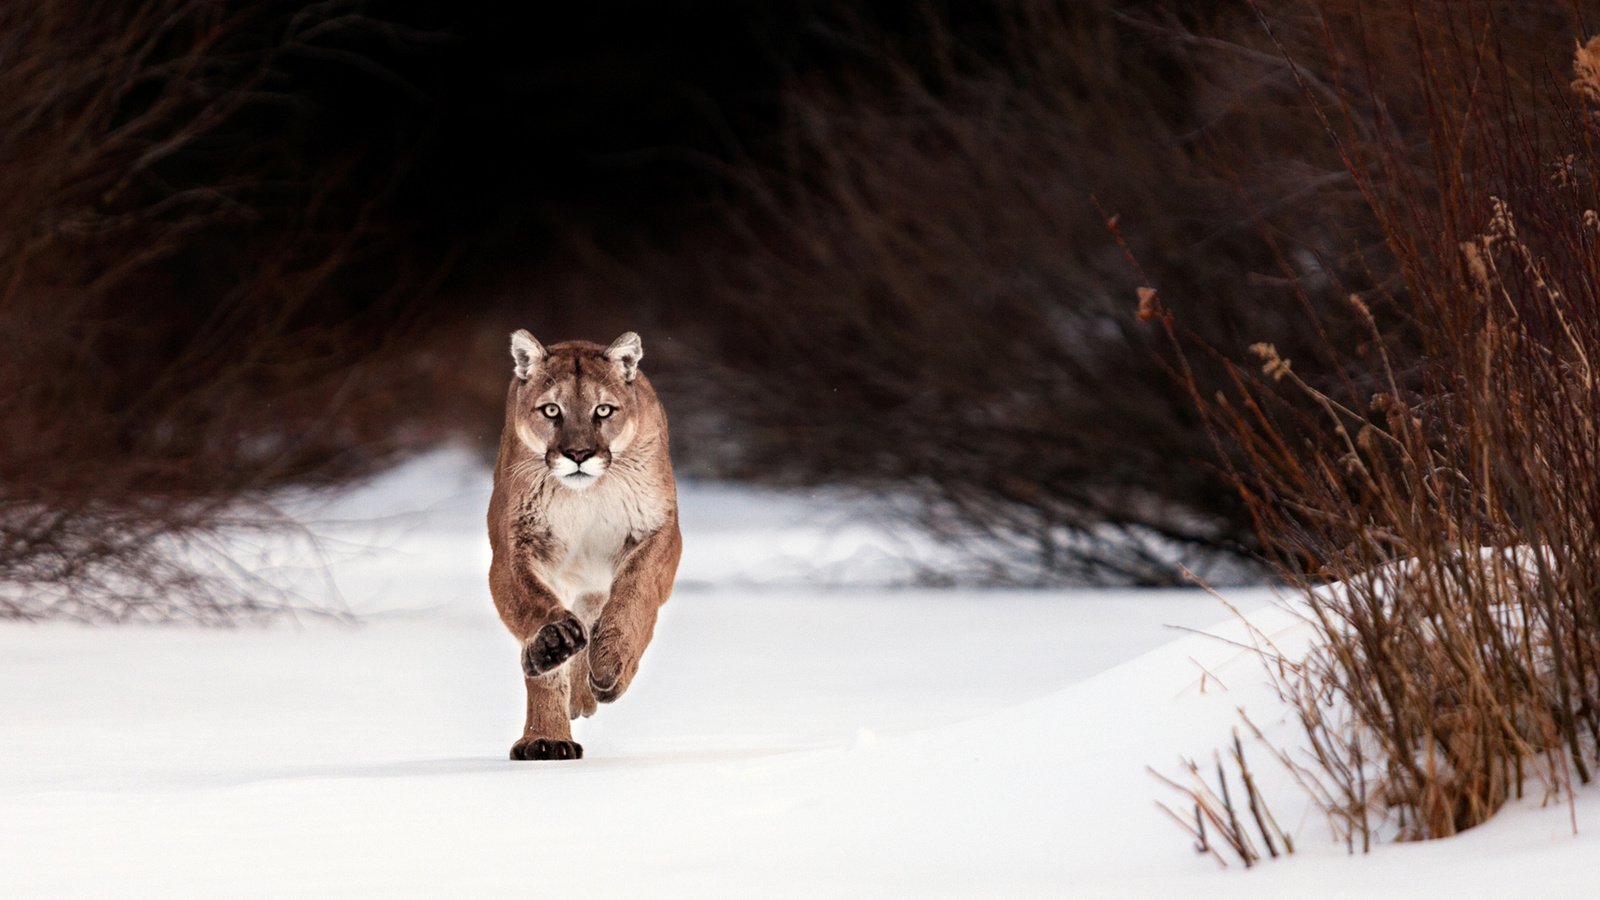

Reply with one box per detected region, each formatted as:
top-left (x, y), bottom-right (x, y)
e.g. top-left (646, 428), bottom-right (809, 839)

top-left (510, 738), bottom-right (583, 761)
top-left (521, 617), bottom-right (587, 677)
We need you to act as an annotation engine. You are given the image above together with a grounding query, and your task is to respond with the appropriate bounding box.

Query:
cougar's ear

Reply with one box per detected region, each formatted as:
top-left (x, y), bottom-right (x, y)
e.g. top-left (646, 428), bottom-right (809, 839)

top-left (510, 329), bottom-right (545, 381)
top-left (604, 331), bottom-right (643, 382)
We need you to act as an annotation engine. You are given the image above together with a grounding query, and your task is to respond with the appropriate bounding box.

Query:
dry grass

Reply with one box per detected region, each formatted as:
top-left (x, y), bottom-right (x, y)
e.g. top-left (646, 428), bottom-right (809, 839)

top-left (1152, 4), bottom-right (1600, 845)
top-left (1154, 729), bottom-right (1295, 867)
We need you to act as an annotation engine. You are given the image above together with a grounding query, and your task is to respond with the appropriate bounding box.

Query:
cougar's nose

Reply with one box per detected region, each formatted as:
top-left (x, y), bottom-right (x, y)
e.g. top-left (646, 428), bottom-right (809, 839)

top-left (563, 448), bottom-right (596, 464)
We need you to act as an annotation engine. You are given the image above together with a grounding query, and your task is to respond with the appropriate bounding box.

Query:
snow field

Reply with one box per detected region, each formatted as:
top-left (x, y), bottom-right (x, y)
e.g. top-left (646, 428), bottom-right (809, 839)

top-left (1, 450), bottom-right (1595, 897)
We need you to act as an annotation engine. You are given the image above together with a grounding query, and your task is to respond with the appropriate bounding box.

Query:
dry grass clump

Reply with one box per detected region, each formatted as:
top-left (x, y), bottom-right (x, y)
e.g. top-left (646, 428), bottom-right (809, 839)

top-left (1155, 6), bottom-right (1600, 845)
top-left (1154, 729), bottom-right (1294, 867)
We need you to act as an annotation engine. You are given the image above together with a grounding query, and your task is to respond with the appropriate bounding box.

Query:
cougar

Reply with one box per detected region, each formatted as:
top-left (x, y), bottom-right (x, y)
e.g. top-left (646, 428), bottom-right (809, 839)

top-left (487, 329), bottom-right (681, 760)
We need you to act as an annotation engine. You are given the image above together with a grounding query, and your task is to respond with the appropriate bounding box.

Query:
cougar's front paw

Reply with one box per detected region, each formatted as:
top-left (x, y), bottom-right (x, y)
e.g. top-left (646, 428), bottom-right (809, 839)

top-left (521, 616), bottom-right (587, 677)
top-left (588, 672), bottom-right (628, 704)
top-left (510, 738), bottom-right (583, 761)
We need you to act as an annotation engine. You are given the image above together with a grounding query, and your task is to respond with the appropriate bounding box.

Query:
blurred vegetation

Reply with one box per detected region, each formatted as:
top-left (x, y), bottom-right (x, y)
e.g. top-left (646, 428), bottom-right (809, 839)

top-left (0, 0), bottom-right (1590, 618)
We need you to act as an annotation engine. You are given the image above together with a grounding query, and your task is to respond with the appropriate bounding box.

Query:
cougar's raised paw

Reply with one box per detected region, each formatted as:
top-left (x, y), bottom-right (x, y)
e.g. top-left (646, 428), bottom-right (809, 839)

top-left (586, 646), bottom-right (634, 703)
top-left (510, 738), bottom-right (583, 761)
top-left (585, 623), bottom-right (634, 703)
top-left (588, 671), bottom-right (626, 704)
top-left (521, 616), bottom-right (587, 677)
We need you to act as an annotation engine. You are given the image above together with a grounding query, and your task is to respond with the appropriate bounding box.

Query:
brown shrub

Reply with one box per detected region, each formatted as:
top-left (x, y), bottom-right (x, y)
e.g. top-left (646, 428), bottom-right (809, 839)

top-left (1156, 1), bottom-right (1600, 844)
top-left (0, 0), bottom-right (458, 621)
top-left (636, 1), bottom-right (1390, 584)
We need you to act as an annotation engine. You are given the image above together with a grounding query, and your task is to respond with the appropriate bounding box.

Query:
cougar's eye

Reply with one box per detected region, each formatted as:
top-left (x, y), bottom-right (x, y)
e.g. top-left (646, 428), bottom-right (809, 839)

top-left (539, 403), bottom-right (561, 419)
top-left (595, 404), bottom-right (615, 419)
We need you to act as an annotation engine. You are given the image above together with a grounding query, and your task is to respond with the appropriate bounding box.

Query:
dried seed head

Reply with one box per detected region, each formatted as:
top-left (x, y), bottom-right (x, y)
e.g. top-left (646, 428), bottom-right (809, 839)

top-left (1574, 36), bottom-right (1600, 103)
top-left (1550, 154), bottom-right (1578, 188)
top-left (1339, 450), bottom-right (1363, 476)
top-left (1486, 196), bottom-right (1516, 242)
top-left (1356, 425), bottom-right (1377, 454)
top-left (1460, 241), bottom-right (1491, 291)
top-left (1249, 342), bottom-right (1292, 382)
top-left (1136, 286), bottom-right (1163, 321)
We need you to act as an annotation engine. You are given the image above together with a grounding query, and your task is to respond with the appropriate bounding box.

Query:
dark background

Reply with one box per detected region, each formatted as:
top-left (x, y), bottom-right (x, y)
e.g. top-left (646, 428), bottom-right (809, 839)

top-left (0, 0), bottom-right (1586, 618)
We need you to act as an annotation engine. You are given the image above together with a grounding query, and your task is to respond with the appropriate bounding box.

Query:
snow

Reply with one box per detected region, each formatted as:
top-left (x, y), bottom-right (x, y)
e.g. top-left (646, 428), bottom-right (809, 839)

top-left (2, 449), bottom-right (1596, 897)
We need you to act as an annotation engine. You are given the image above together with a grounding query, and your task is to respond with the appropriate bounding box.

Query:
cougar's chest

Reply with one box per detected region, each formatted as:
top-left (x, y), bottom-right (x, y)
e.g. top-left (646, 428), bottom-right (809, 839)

top-left (537, 478), bottom-right (663, 606)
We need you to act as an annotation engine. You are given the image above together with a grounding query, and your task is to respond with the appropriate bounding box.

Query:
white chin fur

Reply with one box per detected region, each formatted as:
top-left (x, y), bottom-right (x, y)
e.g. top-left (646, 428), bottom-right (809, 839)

top-left (551, 457), bottom-right (607, 490)
top-left (557, 471), bottom-right (601, 491)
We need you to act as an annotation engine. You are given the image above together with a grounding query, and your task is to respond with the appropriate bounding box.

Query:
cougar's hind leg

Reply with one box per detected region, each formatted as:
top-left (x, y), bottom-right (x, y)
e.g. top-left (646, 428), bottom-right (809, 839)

top-left (510, 669), bottom-right (583, 761)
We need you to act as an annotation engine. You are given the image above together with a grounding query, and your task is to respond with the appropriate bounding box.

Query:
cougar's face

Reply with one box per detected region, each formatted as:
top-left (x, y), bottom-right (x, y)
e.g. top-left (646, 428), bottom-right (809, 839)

top-left (510, 332), bottom-right (644, 492)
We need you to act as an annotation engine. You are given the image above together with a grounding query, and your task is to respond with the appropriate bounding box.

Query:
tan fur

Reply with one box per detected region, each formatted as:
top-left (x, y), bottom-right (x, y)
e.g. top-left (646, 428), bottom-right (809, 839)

top-left (487, 331), bottom-right (682, 760)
